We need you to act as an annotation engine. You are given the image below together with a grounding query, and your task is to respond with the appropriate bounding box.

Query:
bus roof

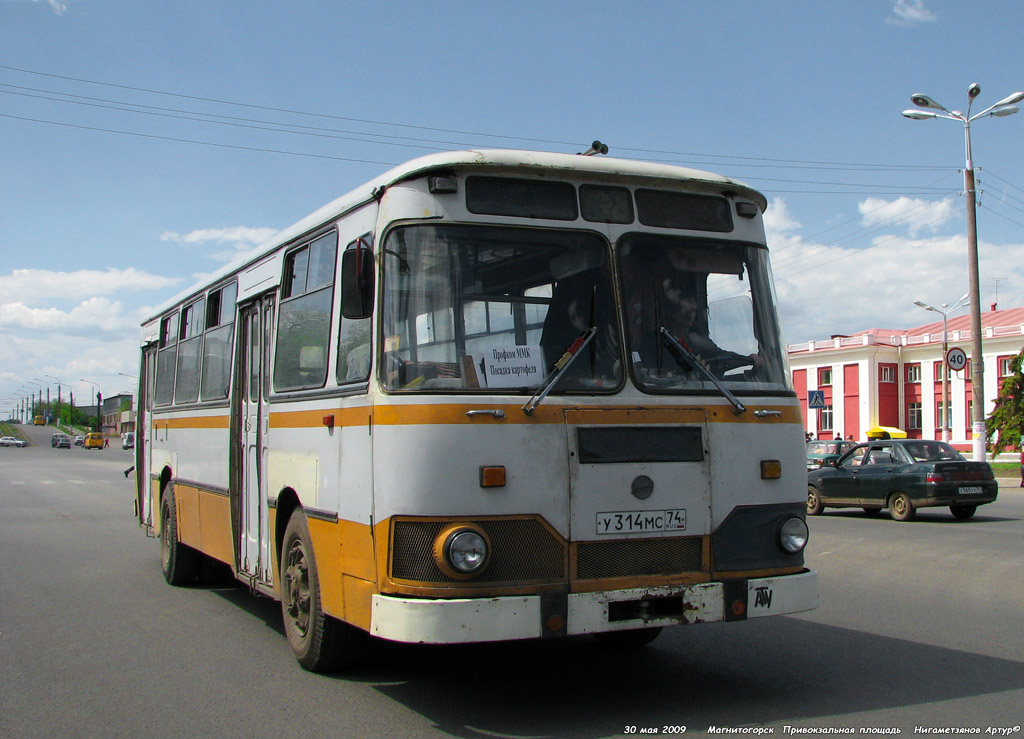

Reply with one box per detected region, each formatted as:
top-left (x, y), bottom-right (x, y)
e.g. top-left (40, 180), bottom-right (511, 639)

top-left (141, 149), bottom-right (767, 333)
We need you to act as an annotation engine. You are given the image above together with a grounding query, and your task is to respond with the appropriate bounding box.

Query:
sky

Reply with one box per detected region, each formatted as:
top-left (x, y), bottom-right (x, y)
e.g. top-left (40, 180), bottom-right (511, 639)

top-left (3, 0), bottom-right (1024, 415)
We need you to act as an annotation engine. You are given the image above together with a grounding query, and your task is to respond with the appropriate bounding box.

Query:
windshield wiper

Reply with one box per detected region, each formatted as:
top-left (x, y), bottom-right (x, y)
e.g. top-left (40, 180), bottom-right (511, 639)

top-left (522, 327), bottom-right (597, 415)
top-left (658, 327), bottom-right (747, 415)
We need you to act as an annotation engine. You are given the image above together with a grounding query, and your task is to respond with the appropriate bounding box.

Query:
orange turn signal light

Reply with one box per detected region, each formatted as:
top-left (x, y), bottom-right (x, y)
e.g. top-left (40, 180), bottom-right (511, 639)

top-left (479, 466), bottom-right (506, 488)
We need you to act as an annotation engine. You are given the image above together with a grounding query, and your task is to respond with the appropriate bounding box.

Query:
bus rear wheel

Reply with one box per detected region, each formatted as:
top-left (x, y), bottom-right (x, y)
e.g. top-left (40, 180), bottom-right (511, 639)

top-left (160, 484), bottom-right (200, 586)
top-left (280, 511), bottom-right (356, 672)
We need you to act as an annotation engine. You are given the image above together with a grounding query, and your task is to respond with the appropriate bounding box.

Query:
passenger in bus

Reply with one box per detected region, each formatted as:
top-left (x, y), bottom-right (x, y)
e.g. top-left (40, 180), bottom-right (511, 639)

top-left (539, 270), bottom-right (619, 384)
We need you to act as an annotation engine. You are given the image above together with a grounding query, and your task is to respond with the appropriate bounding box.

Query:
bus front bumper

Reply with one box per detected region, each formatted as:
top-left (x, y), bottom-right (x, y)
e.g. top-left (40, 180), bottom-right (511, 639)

top-left (370, 569), bottom-right (818, 644)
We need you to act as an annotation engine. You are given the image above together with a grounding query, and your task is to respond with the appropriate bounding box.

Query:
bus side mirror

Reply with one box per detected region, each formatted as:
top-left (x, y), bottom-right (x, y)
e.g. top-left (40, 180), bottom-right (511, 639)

top-left (341, 248), bottom-right (374, 319)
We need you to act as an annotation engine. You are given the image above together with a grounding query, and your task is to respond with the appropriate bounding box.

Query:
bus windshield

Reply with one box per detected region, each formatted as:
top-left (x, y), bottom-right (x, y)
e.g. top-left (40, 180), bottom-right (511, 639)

top-left (619, 234), bottom-right (790, 394)
top-left (382, 224), bottom-right (621, 393)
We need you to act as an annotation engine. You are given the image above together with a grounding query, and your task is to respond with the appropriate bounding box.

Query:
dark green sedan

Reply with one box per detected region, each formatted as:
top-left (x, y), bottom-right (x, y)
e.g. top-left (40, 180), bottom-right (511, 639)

top-left (806, 439), bottom-right (998, 521)
top-left (806, 439), bottom-right (858, 469)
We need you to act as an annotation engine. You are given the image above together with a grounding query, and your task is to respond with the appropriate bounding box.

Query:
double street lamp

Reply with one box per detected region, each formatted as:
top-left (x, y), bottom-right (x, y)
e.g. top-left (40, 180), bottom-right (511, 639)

top-left (914, 294), bottom-right (969, 443)
top-left (903, 84), bottom-right (1024, 460)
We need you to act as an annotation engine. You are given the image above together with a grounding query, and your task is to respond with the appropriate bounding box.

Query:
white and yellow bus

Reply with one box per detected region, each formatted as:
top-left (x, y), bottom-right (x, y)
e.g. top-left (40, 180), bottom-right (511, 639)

top-left (135, 148), bottom-right (817, 671)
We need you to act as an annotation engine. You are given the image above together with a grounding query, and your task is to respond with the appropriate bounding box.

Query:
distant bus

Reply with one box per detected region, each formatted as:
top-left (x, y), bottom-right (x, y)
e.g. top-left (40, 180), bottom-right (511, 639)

top-left (33, 416), bottom-right (45, 426)
top-left (136, 148), bottom-right (817, 672)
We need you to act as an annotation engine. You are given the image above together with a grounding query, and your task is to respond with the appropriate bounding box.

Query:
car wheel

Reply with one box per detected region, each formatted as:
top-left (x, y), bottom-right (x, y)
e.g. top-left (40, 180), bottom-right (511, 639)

top-left (889, 492), bottom-right (915, 522)
top-left (950, 504), bottom-right (977, 520)
top-left (807, 485), bottom-right (824, 516)
top-left (160, 484), bottom-right (200, 585)
top-left (280, 511), bottom-right (360, 672)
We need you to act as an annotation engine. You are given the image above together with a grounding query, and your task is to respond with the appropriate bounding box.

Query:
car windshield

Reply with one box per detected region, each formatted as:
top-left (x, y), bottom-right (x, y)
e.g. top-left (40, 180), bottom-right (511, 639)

top-left (618, 234), bottom-right (790, 394)
top-left (903, 441), bottom-right (964, 462)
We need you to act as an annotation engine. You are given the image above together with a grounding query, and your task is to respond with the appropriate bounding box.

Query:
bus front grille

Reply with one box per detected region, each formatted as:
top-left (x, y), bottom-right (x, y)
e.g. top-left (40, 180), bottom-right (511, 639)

top-left (575, 537), bottom-right (704, 580)
top-left (391, 518), bottom-right (566, 584)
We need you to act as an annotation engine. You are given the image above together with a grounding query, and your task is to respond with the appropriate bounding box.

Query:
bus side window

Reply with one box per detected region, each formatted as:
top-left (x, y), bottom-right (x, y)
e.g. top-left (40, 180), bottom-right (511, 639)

top-left (154, 311), bottom-right (179, 406)
top-left (274, 232), bottom-right (338, 391)
top-left (200, 282), bottom-right (237, 401)
top-left (338, 233), bottom-right (374, 384)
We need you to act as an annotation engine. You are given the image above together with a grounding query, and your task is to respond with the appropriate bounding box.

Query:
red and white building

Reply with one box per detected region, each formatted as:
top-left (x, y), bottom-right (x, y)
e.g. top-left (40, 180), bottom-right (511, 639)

top-left (788, 306), bottom-right (1024, 453)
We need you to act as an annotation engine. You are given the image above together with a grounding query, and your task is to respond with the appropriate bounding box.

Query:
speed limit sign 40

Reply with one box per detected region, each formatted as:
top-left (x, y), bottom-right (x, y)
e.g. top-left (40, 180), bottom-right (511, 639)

top-left (946, 347), bottom-right (968, 372)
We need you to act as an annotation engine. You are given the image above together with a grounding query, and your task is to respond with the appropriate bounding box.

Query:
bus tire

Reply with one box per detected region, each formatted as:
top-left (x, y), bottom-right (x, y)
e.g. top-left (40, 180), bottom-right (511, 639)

top-left (806, 485), bottom-right (824, 516)
top-left (280, 511), bottom-right (352, 672)
top-left (889, 492), bottom-right (915, 522)
top-left (160, 484), bottom-right (200, 586)
top-left (593, 627), bottom-right (663, 649)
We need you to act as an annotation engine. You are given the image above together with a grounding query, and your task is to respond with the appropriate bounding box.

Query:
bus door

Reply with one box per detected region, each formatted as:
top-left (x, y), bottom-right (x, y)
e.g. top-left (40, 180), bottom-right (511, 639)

top-left (565, 409), bottom-right (712, 552)
top-left (235, 294), bottom-right (276, 586)
top-left (136, 341), bottom-right (158, 529)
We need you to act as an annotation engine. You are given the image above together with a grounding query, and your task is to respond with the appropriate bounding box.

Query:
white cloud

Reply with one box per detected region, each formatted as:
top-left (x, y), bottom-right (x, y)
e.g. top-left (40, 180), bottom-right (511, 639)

top-left (0, 297), bottom-right (137, 335)
top-left (161, 226), bottom-right (277, 263)
top-left (888, 0), bottom-right (937, 25)
top-left (858, 196), bottom-right (955, 235)
top-left (0, 268), bottom-right (182, 303)
top-left (774, 228), bottom-right (1024, 346)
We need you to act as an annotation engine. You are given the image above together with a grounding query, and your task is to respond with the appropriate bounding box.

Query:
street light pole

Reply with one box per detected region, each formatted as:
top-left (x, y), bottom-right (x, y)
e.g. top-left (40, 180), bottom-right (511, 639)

top-left (44, 374), bottom-right (64, 427)
top-left (81, 379), bottom-right (101, 432)
top-left (914, 294), bottom-right (969, 443)
top-left (903, 84), bottom-right (1024, 460)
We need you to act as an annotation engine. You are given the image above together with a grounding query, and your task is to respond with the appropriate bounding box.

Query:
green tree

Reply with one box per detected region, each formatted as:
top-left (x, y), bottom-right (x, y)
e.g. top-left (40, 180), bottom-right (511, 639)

top-left (986, 348), bottom-right (1024, 457)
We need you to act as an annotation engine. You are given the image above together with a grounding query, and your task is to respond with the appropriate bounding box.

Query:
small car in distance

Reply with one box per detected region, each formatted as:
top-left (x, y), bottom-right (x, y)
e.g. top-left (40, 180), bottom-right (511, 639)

top-left (807, 439), bottom-right (997, 521)
top-left (806, 439), bottom-right (858, 469)
top-left (1, 436), bottom-right (28, 447)
top-left (55, 435), bottom-right (72, 449)
top-left (121, 432), bottom-right (134, 449)
top-left (84, 432), bottom-right (104, 449)
top-left (74, 435), bottom-right (85, 446)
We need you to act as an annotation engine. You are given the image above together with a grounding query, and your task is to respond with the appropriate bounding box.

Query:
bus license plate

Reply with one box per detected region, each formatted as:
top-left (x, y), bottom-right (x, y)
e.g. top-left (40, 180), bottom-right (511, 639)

top-left (958, 486), bottom-right (983, 495)
top-left (596, 509), bottom-right (686, 535)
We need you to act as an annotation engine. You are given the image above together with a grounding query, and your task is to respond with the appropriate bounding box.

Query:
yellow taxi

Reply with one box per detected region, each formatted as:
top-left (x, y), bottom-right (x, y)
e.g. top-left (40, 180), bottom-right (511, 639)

top-left (84, 432), bottom-right (105, 449)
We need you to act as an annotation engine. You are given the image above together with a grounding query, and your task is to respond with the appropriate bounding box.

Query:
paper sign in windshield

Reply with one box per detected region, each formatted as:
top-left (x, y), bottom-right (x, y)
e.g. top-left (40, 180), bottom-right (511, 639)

top-left (475, 345), bottom-right (545, 388)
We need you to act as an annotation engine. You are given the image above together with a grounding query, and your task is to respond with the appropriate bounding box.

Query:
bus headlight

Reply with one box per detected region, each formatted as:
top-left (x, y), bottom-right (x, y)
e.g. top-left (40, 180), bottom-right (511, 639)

top-left (433, 524), bottom-right (491, 579)
top-left (778, 517), bottom-right (809, 554)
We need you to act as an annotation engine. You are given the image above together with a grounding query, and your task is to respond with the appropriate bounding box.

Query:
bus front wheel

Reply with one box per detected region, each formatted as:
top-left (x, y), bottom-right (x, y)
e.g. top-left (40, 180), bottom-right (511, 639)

top-left (280, 511), bottom-right (354, 672)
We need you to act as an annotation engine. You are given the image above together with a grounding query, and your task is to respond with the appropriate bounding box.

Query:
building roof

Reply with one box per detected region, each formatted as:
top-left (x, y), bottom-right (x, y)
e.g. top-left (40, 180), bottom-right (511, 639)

top-left (789, 306), bottom-right (1024, 355)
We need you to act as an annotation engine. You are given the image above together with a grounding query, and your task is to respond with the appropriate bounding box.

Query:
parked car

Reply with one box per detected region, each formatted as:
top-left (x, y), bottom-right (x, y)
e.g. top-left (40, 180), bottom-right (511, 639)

top-left (84, 432), bottom-right (104, 449)
top-left (121, 432), bottom-right (134, 450)
top-left (55, 435), bottom-right (71, 449)
top-left (806, 439), bottom-right (858, 469)
top-left (807, 439), bottom-right (997, 521)
top-left (74, 435), bottom-right (85, 446)
top-left (1, 436), bottom-right (28, 447)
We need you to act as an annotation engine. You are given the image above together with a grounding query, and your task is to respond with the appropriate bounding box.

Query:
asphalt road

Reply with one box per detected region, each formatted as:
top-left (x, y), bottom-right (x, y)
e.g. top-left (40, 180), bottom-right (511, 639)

top-left (2, 422), bottom-right (1023, 737)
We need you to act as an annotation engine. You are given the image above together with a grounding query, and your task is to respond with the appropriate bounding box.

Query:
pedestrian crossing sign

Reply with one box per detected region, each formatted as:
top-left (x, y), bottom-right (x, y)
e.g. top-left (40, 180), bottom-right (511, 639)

top-left (808, 390), bottom-right (826, 409)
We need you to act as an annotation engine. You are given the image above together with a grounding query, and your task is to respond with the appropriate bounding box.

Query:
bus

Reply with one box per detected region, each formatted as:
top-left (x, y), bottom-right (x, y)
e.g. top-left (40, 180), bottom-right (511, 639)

top-left (34, 415), bottom-right (45, 426)
top-left (135, 148), bottom-right (817, 671)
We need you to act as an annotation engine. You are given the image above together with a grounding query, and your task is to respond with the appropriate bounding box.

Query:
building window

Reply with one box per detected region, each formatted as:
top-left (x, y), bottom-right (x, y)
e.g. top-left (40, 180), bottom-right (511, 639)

top-left (879, 365), bottom-right (895, 383)
top-left (935, 400), bottom-right (947, 430)
top-left (908, 402), bottom-right (922, 430)
top-left (906, 364), bottom-right (921, 383)
top-left (933, 361), bottom-right (945, 381)
top-left (999, 357), bottom-right (1015, 377)
top-left (820, 404), bottom-right (833, 432)
top-left (818, 367), bottom-right (832, 386)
